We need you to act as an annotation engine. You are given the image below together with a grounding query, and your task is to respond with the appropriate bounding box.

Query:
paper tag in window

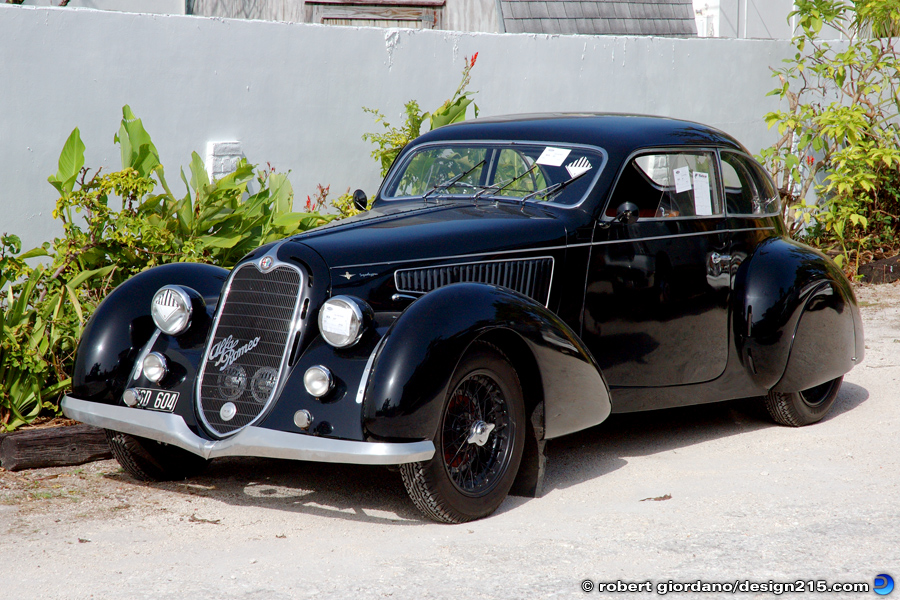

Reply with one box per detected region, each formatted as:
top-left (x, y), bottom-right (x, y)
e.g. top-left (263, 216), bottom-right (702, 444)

top-left (536, 147), bottom-right (571, 167)
top-left (565, 157), bottom-right (592, 178)
top-left (673, 167), bottom-right (692, 193)
top-left (321, 304), bottom-right (353, 337)
top-left (693, 171), bottom-right (713, 216)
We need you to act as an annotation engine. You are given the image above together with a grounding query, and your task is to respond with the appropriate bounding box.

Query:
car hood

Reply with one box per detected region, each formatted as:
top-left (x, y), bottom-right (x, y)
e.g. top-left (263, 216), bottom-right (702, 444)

top-left (291, 200), bottom-right (569, 270)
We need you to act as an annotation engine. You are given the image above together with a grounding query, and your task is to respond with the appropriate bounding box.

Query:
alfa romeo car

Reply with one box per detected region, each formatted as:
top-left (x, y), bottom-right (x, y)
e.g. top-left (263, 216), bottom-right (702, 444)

top-left (62, 114), bottom-right (864, 523)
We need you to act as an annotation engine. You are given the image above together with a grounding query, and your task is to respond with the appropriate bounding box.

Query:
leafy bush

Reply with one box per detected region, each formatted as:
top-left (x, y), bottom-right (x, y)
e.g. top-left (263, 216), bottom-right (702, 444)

top-left (0, 106), bottom-right (335, 430)
top-left (758, 0), bottom-right (900, 270)
top-left (363, 53), bottom-right (479, 178)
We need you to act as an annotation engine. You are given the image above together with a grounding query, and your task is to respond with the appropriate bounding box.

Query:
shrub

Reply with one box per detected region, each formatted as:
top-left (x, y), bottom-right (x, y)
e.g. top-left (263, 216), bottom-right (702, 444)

top-left (758, 0), bottom-right (900, 270)
top-left (0, 106), bottom-right (335, 429)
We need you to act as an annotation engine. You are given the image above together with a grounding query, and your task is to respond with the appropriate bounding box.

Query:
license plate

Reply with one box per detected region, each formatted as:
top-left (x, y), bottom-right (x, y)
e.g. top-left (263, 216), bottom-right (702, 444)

top-left (133, 388), bottom-right (180, 413)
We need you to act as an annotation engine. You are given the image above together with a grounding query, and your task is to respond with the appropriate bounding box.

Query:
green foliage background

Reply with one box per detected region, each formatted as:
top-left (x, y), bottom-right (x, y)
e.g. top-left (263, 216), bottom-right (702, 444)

top-left (0, 106), bottom-right (334, 430)
top-left (759, 0), bottom-right (900, 270)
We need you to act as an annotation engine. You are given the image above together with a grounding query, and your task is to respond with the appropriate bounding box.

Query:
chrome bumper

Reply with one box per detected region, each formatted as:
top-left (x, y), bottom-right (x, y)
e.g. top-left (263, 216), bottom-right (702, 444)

top-left (62, 396), bottom-right (435, 465)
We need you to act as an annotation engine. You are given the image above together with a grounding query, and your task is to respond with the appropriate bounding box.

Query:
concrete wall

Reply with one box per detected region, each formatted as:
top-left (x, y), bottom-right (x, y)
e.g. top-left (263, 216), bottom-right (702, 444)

top-left (21, 0), bottom-right (185, 14)
top-left (1, 5), bottom-right (793, 252)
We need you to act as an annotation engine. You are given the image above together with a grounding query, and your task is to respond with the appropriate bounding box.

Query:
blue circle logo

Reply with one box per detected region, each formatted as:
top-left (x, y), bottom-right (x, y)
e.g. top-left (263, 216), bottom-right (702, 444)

top-left (875, 574), bottom-right (894, 596)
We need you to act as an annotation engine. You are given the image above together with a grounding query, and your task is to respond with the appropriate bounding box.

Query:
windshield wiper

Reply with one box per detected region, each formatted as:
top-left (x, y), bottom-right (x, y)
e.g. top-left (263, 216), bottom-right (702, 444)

top-left (474, 165), bottom-right (538, 199)
top-left (519, 169), bottom-right (590, 205)
top-left (422, 160), bottom-right (486, 203)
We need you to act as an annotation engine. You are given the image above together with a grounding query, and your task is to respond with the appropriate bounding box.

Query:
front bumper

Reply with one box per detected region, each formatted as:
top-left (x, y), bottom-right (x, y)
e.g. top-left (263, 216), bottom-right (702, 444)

top-left (62, 396), bottom-right (435, 465)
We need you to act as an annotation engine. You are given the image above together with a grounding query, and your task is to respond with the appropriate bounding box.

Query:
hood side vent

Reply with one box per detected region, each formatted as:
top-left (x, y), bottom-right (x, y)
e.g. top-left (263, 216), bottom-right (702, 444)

top-left (395, 257), bottom-right (554, 306)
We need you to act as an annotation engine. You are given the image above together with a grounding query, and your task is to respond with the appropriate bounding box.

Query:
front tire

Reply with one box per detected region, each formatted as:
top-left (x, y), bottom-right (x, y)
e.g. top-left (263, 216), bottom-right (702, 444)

top-left (764, 376), bottom-right (843, 427)
top-left (106, 430), bottom-right (209, 481)
top-left (400, 344), bottom-right (525, 523)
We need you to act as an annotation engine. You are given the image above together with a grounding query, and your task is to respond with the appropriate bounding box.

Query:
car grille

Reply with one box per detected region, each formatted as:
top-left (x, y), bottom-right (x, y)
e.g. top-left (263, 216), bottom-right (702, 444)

top-left (394, 257), bottom-right (554, 306)
top-left (197, 262), bottom-right (303, 437)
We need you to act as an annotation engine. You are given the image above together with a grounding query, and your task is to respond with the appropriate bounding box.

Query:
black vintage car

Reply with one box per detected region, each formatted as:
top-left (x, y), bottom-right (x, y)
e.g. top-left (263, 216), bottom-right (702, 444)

top-left (62, 114), bottom-right (864, 523)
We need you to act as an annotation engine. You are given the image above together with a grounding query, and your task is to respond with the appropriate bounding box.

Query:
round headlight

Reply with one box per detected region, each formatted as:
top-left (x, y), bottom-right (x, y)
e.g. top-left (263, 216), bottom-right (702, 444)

top-left (304, 365), bottom-right (333, 398)
top-left (317, 296), bottom-right (371, 348)
top-left (143, 352), bottom-right (167, 383)
top-left (151, 285), bottom-right (194, 335)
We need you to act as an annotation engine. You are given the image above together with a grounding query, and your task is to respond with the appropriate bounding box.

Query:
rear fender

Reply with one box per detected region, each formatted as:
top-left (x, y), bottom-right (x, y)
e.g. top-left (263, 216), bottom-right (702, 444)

top-left (362, 283), bottom-right (611, 442)
top-left (733, 237), bottom-right (863, 390)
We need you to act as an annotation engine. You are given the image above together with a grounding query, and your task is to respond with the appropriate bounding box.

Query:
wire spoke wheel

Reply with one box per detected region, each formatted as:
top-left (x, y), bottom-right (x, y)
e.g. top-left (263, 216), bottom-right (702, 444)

top-left (400, 343), bottom-right (525, 523)
top-left (442, 372), bottom-right (513, 497)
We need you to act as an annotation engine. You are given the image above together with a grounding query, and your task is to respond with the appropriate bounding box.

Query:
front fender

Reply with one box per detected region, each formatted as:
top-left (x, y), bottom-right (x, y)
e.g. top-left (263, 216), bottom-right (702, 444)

top-left (72, 262), bottom-right (229, 405)
top-left (733, 237), bottom-right (863, 390)
top-left (362, 283), bottom-right (611, 442)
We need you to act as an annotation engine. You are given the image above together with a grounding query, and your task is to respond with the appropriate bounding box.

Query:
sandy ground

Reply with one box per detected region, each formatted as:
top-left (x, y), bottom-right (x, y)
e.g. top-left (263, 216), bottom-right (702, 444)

top-left (2, 282), bottom-right (899, 600)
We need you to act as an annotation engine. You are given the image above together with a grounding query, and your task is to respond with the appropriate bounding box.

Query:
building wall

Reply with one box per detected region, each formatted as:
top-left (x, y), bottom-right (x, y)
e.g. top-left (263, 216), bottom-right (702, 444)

top-left (2, 5), bottom-right (794, 251)
top-left (718, 0), bottom-right (794, 39)
top-left (21, 0), bottom-right (185, 14)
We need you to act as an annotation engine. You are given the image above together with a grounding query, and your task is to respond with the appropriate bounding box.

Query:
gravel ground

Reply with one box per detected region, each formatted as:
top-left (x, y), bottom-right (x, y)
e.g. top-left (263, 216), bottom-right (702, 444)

top-left (3, 282), bottom-right (899, 600)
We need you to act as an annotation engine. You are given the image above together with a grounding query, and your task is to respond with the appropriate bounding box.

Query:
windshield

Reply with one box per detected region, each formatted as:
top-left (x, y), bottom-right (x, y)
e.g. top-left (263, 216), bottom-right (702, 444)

top-left (382, 143), bottom-right (606, 206)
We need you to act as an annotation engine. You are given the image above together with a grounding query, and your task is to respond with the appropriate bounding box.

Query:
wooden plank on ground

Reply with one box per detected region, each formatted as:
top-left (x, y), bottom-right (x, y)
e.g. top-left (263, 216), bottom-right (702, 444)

top-left (859, 255), bottom-right (900, 284)
top-left (0, 425), bottom-right (111, 471)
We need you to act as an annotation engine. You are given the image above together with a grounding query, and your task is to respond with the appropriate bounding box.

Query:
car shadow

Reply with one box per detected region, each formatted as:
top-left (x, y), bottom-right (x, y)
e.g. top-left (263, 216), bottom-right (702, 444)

top-left (543, 381), bottom-right (869, 493)
top-left (103, 383), bottom-right (868, 524)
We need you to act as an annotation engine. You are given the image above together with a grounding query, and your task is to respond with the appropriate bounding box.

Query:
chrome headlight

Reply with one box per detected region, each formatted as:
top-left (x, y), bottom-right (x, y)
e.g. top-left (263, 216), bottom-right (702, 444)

top-left (151, 285), bottom-right (197, 335)
top-left (317, 296), bottom-right (371, 348)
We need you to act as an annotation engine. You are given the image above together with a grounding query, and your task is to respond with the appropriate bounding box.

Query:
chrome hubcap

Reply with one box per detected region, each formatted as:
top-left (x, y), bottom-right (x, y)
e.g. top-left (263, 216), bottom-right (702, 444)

top-left (466, 421), bottom-right (496, 447)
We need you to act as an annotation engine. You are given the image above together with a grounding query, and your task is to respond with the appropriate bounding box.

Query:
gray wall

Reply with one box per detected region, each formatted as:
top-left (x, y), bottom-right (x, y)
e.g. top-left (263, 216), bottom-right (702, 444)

top-left (1, 5), bottom-right (793, 252)
top-left (21, 0), bottom-right (185, 14)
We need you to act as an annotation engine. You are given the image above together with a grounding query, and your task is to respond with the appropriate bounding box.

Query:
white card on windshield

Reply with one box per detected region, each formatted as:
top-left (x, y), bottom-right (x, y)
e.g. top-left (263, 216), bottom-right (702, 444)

top-left (321, 303), bottom-right (352, 336)
top-left (673, 167), bottom-right (692, 193)
top-left (693, 171), bottom-right (712, 216)
top-left (536, 147), bottom-right (571, 167)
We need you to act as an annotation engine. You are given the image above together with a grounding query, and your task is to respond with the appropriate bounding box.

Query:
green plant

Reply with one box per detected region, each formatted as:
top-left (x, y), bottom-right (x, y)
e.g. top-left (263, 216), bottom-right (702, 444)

top-left (0, 105), bottom-right (336, 429)
top-left (759, 0), bottom-right (900, 270)
top-left (0, 235), bottom-right (81, 430)
top-left (363, 53), bottom-right (480, 177)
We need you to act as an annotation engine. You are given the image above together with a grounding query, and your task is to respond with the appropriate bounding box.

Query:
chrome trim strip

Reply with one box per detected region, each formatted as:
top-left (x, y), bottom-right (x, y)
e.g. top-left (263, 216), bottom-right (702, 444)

top-left (195, 244), bottom-right (308, 439)
top-left (62, 396), bottom-right (435, 465)
top-left (393, 255), bottom-right (555, 307)
top-left (356, 335), bottom-right (388, 405)
top-left (334, 227), bottom-right (777, 269)
top-left (130, 329), bottom-right (162, 382)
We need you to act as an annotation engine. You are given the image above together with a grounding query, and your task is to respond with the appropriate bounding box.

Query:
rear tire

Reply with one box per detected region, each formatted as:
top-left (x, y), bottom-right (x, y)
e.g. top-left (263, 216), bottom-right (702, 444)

top-left (106, 429), bottom-right (209, 481)
top-left (764, 376), bottom-right (843, 427)
top-left (400, 343), bottom-right (525, 523)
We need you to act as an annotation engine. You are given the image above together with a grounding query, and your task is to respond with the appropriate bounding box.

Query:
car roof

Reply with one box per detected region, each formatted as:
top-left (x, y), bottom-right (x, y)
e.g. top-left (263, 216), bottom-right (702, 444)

top-left (412, 113), bottom-right (747, 156)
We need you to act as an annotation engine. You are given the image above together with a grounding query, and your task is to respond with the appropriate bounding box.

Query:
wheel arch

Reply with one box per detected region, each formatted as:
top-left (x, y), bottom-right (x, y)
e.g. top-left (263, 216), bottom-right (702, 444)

top-left (72, 262), bottom-right (229, 405)
top-left (361, 283), bottom-right (611, 444)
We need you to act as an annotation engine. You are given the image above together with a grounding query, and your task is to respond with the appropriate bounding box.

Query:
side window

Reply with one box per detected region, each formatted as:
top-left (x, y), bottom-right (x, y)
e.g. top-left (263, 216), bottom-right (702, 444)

top-left (721, 152), bottom-right (781, 215)
top-left (607, 151), bottom-right (722, 219)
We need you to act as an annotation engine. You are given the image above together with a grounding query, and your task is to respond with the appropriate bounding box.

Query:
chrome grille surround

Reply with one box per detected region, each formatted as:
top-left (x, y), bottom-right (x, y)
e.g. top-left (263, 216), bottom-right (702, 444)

top-left (394, 256), bottom-right (555, 306)
top-left (196, 253), bottom-right (306, 438)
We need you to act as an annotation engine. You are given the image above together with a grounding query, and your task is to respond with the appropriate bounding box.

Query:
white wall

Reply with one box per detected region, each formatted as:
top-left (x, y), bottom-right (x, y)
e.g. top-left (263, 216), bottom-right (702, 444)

top-left (21, 0), bottom-right (185, 14)
top-left (1, 5), bottom-right (793, 251)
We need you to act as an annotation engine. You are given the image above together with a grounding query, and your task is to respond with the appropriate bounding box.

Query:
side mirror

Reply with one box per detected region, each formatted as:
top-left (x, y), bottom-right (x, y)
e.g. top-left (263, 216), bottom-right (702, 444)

top-left (352, 189), bottom-right (368, 212)
top-left (616, 202), bottom-right (640, 225)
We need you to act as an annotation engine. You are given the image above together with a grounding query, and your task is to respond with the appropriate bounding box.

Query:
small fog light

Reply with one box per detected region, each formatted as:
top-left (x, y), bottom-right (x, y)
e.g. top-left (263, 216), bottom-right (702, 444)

top-left (304, 365), bottom-right (333, 398)
top-left (142, 352), bottom-right (167, 383)
top-left (294, 409), bottom-right (313, 430)
top-left (122, 388), bottom-right (138, 407)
